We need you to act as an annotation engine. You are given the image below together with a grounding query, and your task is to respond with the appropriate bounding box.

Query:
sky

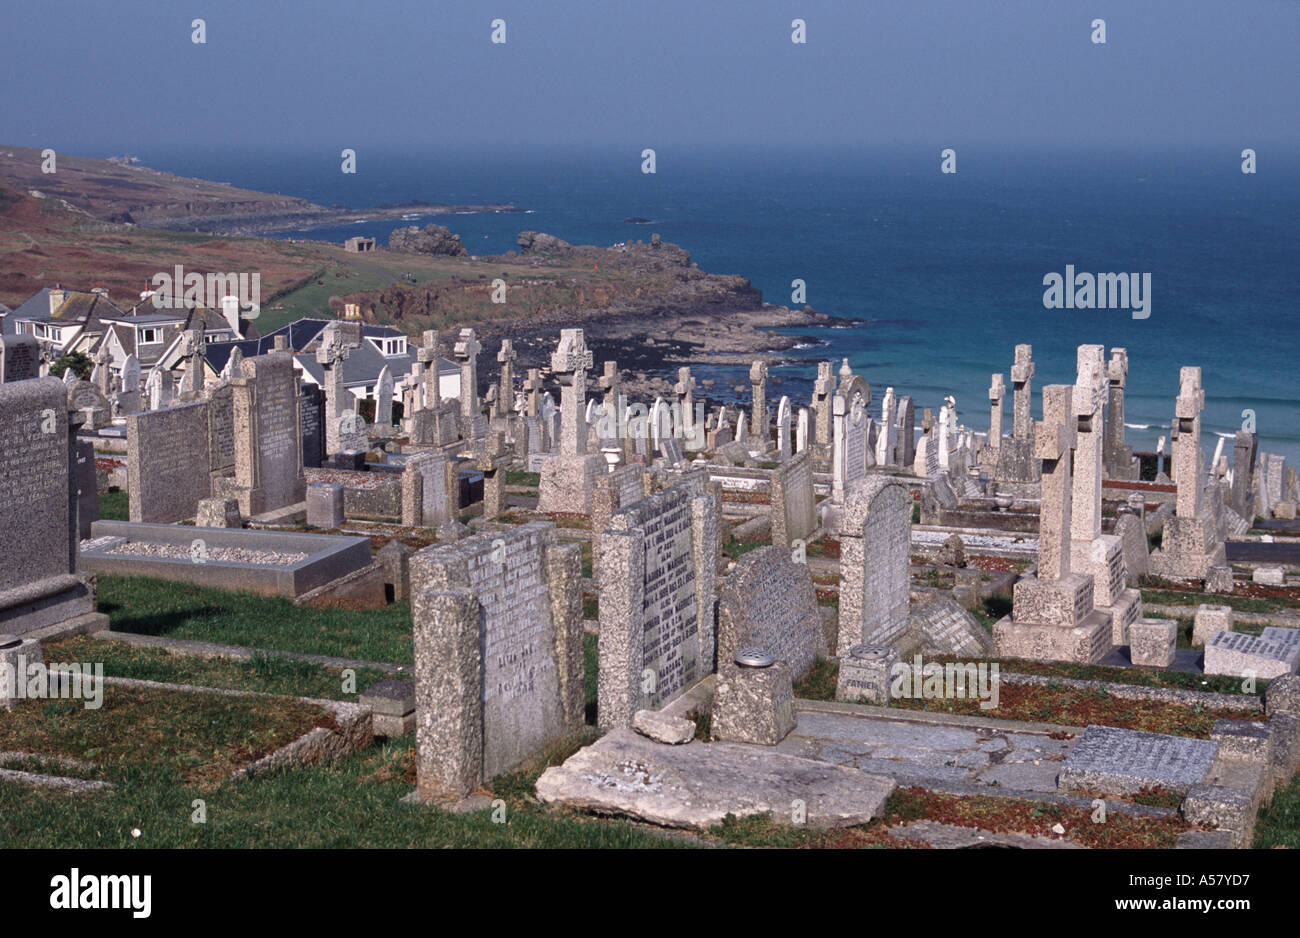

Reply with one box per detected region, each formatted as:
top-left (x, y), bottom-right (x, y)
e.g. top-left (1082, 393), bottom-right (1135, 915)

top-left (3, 0), bottom-right (1298, 156)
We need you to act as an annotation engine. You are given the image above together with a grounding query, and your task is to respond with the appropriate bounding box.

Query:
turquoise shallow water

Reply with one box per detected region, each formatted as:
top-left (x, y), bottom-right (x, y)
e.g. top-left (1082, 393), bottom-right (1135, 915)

top-left (138, 145), bottom-right (1300, 463)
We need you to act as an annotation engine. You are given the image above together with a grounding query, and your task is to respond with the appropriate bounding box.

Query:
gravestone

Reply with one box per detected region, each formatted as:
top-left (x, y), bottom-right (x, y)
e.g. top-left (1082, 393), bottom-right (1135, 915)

top-left (206, 381), bottom-right (235, 482)
top-left (896, 395), bottom-right (915, 469)
top-left (994, 384), bottom-right (1112, 663)
top-left (749, 360), bottom-right (770, 448)
top-left (0, 378), bottom-right (98, 635)
top-left (1059, 725), bottom-right (1218, 796)
top-left (0, 335), bottom-right (39, 382)
top-left (127, 401), bottom-right (211, 523)
top-left (300, 383), bottom-right (324, 469)
top-left (374, 364), bottom-right (394, 427)
top-left (812, 361), bottom-right (834, 450)
top-left (776, 395), bottom-right (792, 461)
top-left (318, 322), bottom-right (366, 455)
top-left (717, 545), bottom-right (825, 681)
top-left (837, 475), bottom-right (912, 654)
top-left (409, 522), bottom-right (584, 800)
top-left (402, 453), bottom-right (453, 528)
top-left (997, 344), bottom-right (1040, 482)
top-left (1204, 629), bottom-right (1300, 680)
top-left (306, 483), bottom-right (345, 529)
top-left (1150, 367), bottom-right (1226, 579)
top-left (1104, 348), bottom-right (1139, 480)
top-left (770, 449), bottom-right (816, 548)
top-left (591, 464), bottom-right (647, 577)
top-left (831, 382), bottom-right (868, 505)
top-left (1069, 346), bottom-right (1140, 644)
top-left (74, 439), bottom-right (97, 539)
top-left (537, 329), bottom-right (601, 514)
top-left (876, 387), bottom-right (898, 466)
top-left (230, 352), bottom-right (307, 516)
top-left (597, 474), bottom-right (719, 729)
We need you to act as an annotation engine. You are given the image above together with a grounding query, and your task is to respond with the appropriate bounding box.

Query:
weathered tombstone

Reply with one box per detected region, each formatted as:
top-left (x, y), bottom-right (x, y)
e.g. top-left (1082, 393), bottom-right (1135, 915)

top-left (452, 328), bottom-right (483, 436)
top-left (0, 378), bottom-right (99, 635)
top-left (306, 483), bottom-right (345, 529)
top-left (374, 364), bottom-right (394, 427)
top-left (474, 431), bottom-right (511, 520)
top-left (206, 381), bottom-right (235, 482)
top-left (874, 387), bottom-right (897, 467)
top-left (831, 379), bottom-right (868, 505)
top-left (1070, 346), bottom-right (1140, 644)
top-left (771, 449), bottom-right (816, 548)
top-left (597, 474), bottom-right (719, 729)
top-left (0, 335), bottom-right (40, 383)
top-left (993, 385), bottom-right (1112, 663)
top-left (986, 373), bottom-right (1006, 455)
top-left (409, 522), bottom-right (584, 801)
top-left (178, 325), bottom-right (206, 398)
top-left (717, 545), bottom-right (825, 681)
top-left (1058, 726), bottom-right (1217, 796)
top-left (229, 352), bottom-right (307, 516)
top-left (776, 395), bottom-right (792, 460)
top-left (590, 464), bottom-right (647, 576)
top-left (1103, 348), bottom-right (1138, 479)
top-left (997, 344), bottom-right (1040, 482)
top-left (127, 400), bottom-right (211, 522)
top-left (749, 360), bottom-right (770, 448)
top-left (1230, 429), bottom-right (1257, 519)
top-left (318, 322), bottom-right (366, 455)
top-left (836, 475), bottom-right (911, 653)
top-left (811, 361), bottom-right (834, 450)
top-left (1204, 629), bottom-right (1300, 680)
top-left (537, 329), bottom-right (601, 514)
top-left (897, 395), bottom-right (915, 469)
top-left (116, 354), bottom-right (141, 416)
top-left (1150, 367), bottom-right (1227, 579)
top-left (795, 407), bottom-right (809, 453)
top-left (402, 453), bottom-right (453, 528)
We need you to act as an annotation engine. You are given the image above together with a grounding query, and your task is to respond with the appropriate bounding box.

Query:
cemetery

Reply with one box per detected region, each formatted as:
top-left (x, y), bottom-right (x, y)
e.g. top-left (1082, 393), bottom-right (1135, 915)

top-left (1, 330), bottom-right (1299, 851)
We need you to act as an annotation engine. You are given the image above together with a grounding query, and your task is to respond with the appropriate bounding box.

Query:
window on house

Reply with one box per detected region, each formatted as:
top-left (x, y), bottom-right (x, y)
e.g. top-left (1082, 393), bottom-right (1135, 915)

top-left (140, 328), bottom-right (159, 344)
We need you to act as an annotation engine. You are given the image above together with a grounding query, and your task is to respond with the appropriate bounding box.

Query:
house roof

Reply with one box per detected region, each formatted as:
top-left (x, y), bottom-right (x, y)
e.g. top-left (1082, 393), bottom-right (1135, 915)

top-left (202, 317), bottom-right (449, 388)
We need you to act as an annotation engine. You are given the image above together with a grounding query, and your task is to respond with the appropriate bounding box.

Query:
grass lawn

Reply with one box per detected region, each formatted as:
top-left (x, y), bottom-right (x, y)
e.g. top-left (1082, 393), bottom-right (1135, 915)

top-left (1140, 588), bottom-right (1299, 616)
top-left (0, 684), bottom-right (330, 790)
top-left (43, 636), bottom-right (401, 700)
top-left (98, 488), bottom-right (129, 521)
top-left (97, 575), bottom-right (414, 664)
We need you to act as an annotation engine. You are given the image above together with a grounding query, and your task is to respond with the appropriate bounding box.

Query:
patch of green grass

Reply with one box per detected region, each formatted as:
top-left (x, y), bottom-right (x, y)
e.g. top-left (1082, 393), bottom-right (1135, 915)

top-left (506, 470), bottom-right (541, 487)
top-left (1140, 588), bottom-right (1297, 615)
top-left (793, 657), bottom-right (839, 702)
top-left (582, 593), bottom-right (599, 621)
top-left (97, 575), bottom-right (414, 664)
top-left (722, 536), bottom-right (763, 561)
top-left (42, 636), bottom-right (400, 700)
top-left (1254, 772), bottom-right (1300, 848)
top-left (912, 502), bottom-right (921, 524)
top-left (0, 730), bottom-right (686, 848)
top-left (0, 685), bottom-right (328, 789)
top-left (98, 488), bottom-right (128, 521)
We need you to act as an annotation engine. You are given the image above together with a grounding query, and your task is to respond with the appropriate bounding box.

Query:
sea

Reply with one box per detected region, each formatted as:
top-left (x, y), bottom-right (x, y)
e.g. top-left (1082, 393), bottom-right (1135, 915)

top-left (133, 144), bottom-right (1300, 465)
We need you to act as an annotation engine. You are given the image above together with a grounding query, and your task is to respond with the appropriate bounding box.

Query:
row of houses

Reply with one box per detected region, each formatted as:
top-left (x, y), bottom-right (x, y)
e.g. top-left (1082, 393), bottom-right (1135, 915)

top-left (0, 285), bottom-right (459, 404)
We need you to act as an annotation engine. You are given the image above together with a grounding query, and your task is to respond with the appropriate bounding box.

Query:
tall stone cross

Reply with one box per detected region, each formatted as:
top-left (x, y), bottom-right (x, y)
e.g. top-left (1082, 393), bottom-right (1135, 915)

top-left (1069, 345), bottom-right (1107, 548)
top-left (92, 344), bottom-right (112, 396)
top-left (749, 360), bottom-right (769, 445)
top-left (497, 339), bottom-right (517, 409)
top-left (179, 323), bottom-right (206, 396)
top-left (524, 368), bottom-right (544, 417)
top-left (812, 361), bottom-right (834, 446)
top-left (417, 330), bottom-right (442, 409)
top-left (452, 328), bottom-right (481, 419)
top-left (1172, 366), bottom-right (1205, 519)
top-left (599, 360), bottom-right (620, 410)
top-left (988, 373), bottom-right (1006, 450)
top-left (876, 386), bottom-right (898, 465)
top-left (551, 328), bottom-right (593, 457)
top-left (1035, 384), bottom-right (1078, 582)
top-left (1010, 344), bottom-right (1035, 441)
top-left (317, 322), bottom-right (362, 453)
top-left (1104, 347), bottom-right (1129, 473)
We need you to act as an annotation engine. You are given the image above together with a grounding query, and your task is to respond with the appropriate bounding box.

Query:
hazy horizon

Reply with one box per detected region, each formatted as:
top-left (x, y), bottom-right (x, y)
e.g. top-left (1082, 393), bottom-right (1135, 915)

top-left (4, 0), bottom-right (1297, 155)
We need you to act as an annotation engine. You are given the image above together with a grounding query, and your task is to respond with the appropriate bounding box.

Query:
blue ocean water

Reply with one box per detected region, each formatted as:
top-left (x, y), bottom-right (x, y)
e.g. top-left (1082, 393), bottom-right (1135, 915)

top-left (136, 145), bottom-right (1300, 463)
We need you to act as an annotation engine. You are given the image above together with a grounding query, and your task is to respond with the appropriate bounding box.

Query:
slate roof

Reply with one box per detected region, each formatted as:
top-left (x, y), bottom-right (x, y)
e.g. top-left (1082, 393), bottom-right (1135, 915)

top-left (202, 317), bottom-right (453, 389)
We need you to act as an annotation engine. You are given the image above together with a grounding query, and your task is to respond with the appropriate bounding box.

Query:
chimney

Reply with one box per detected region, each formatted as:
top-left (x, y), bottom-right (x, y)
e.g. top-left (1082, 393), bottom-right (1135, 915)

top-left (48, 286), bottom-right (66, 316)
top-left (221, 295), bottom-right (242, 338)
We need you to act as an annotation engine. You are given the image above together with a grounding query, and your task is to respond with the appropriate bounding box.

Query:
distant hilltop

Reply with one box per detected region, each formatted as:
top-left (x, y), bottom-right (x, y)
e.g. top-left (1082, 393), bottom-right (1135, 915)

top-left (0, 145), bottom-right (521, 235)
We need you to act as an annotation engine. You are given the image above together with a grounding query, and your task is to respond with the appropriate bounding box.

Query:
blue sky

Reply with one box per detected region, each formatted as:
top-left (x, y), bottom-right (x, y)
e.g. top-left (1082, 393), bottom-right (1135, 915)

top-left (3, 0), bottom-right (1297, 155)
